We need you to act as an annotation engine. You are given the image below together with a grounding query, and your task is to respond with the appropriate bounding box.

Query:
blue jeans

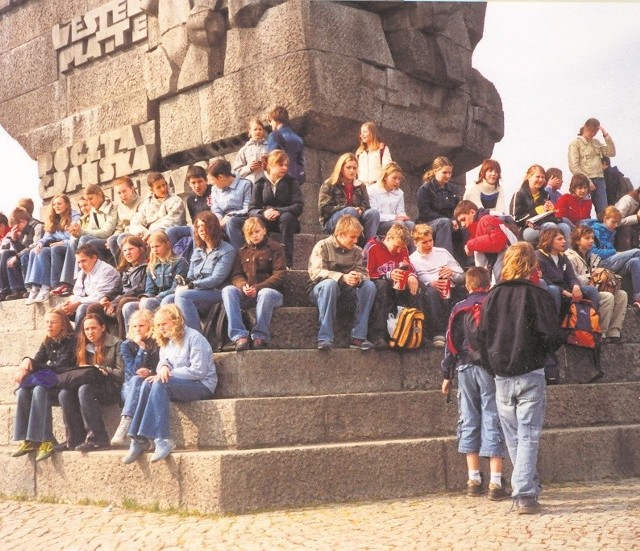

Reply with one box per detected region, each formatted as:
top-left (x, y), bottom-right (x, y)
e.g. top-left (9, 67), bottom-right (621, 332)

top-left (170, 288), bottom-right (223, 332)
top-left (457, 364), bottom-right (505, 457)
top-left (165, 226), bottom-right (192, 247)
top-left (522, 221), bottom-right (571, 247)
top-left (495, 370), bottom-right (546, 499)
top-left (590, 177), bottom-right (607, 218)
top-left (54, 240), bottom-right (78, 286)
top-left (224, 216), bottom-right (247, 249)
top-left (25, 248), bottom-right (48, 287)
top-left (428, 217), bottom-right (453, 252)
top-left (309, 279), bottom-right (376, 343)
top-left (14, 385), bottom-right (56, 442)
top-left (601, 249), bottom-right (640, 301)
top-left (544, 283), bottom-right (600, 312)
top-left (221, 285), bottom-right (283, 342)
top-left (0, 250), bottom-right (23, 292)
top-left (323, 207), bottom-right (380, 243)
top-left (128, 377), bottom-right (214, 441)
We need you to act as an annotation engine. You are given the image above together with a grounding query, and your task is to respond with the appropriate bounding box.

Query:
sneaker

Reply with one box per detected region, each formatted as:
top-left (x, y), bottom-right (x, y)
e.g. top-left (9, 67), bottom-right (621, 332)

top-left (252, 338), bottom-right (268, 349)
top-left (5, 289), bottom-right (27, 301)
top-left (36, 441), bottom-right (55, 462)
top-left (12, 440), bottom-right (37, 457)
top-left (235, 337), bottom-right (251, 352)
top-left (350, 338), bottom-right (374, 351)
top-left (466, 477), bottom-right (485, 497)
top-left (151, 438), bottom-right (176, 462)
top-left (33, 288), bottom-right (51, 303)
top-left (516, 495), bottom-right (540, 515)
top-left (122, 438), bottom-right (151, 464)
top-left (51, 284), bottom-right (72, 297)
top-left (75, 441), bottom-right (110, 452)
top-left (488, 479), bottom-right (511, 501)
top-left (317, 340), bottom-right (333, 351)
top-left (25, 288), bottom-right (40, 305)
top-left (432, 335), bottom-right (446, 348)
top-left (634, 300), bottom-right (640, 311)
top-left (110, 416), bottom-right (132, 447)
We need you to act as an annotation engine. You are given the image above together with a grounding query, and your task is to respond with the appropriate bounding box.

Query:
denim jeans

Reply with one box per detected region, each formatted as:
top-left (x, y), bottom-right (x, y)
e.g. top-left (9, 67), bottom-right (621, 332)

top-left (428, 217), bottom-right (453, 252)
top-left (590, 177), bottom-right (607, 218)
top-left (128, 377), bottom-right (214, 441)
top-left (171, 288), bottom-right (223, 332)
top-left (495, 369), bottom-right (546, 499)
top-left (456, 364), bottom-right (505, 457)
top-left (421, 284), bottom-right (467, 337)
top-left (522, 221), bottom-right (572, 247)
top-left (323, 207), bottom-right (380, 243)
top-left (0, 250), bottom-right (23, 292)
top-left (601, 249), bottom-right (640, 301)
top-left (165, 226), bottom-right (192, 247)
top-left (14, 385), bottom-right (56, 442)
top-left (224, 216), bottom-right (247, 249)
top-left (58, 382), bottom-right (120, 447)
top-left (309, 279), bottom-right (376, 343)
top-left (544, 283), bottom-right (600, 312)
top-left (54, 240), bottom-right (78, 286)
top-left (121, 375), bottom-right (147, 417)
top-left (377, 219), bottom-right (415, 237)
top-left (221, 285), bottom-right (283, 342)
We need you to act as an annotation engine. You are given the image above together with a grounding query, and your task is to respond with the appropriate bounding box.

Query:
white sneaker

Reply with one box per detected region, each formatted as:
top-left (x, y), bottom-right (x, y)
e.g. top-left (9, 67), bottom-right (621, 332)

top-left (25, 288), bottom-right (39, 305)
top-left (111, 416), bottom-right (132, 447)
top-left (33, 288), bottom-right (51, 303)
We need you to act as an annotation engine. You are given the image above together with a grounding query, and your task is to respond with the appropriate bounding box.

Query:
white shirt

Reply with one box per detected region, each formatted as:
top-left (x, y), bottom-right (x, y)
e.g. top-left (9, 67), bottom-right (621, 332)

top-left (409, 247), bottom-right (464, 286)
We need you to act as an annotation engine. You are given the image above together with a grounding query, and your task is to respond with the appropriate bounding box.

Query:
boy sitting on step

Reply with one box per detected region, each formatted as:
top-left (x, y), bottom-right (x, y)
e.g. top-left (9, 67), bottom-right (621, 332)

top-left (308, 214), bottom-right (376, 351)
top-left (441, 267), bottom-right (509, 501)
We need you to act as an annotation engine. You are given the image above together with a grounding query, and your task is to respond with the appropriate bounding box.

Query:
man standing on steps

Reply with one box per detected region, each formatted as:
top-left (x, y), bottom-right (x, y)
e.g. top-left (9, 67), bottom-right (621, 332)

top-left (267, 105), bottom-right (305, 185)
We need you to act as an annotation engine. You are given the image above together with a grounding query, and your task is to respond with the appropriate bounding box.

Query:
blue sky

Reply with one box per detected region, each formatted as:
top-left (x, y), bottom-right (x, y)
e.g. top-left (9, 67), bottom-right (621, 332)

top-left (1, 2), bottom-right (640, 214)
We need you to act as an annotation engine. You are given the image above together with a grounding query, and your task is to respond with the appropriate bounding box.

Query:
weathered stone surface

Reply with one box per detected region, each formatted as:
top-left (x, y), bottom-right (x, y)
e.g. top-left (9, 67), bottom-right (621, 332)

top-left (143, 46), bottom-right (178, 100)
top-left (157, 0), bottom-right (191, 34)
top-left (0, 451), bottom-right (34, 498)
top-left (0, 82), bottom-right (67, 138)
top-left (159, 90), bottom-right (203, 157)
top-left (160, 24), bottom-right (189, 68)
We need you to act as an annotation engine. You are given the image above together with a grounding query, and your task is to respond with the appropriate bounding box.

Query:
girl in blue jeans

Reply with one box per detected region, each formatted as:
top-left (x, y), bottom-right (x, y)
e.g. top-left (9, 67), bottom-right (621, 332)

top-left (122, 304), bottom-right (217, 463)
top-left (221, 217), bottom-right (286, 351)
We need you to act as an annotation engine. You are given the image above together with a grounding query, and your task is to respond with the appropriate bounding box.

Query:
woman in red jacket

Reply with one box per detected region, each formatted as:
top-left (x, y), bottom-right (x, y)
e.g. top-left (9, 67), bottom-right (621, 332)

top-left (555, 174), bottom-right (592, 226)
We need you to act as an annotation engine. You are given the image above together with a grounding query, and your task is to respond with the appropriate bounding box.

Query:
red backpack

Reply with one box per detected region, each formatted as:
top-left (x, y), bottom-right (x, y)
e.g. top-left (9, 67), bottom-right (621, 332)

top-left (559, 299), bottom-right (603, 382)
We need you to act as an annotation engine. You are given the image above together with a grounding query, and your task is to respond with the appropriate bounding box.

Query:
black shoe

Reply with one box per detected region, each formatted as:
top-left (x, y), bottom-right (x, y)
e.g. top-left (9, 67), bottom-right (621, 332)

top-left (235, 337), bottom-right (251, 352)
top-left (75, 441), bottom-right (110, 452)
top-left (466, 473), bottom-right (485, 497)
top-left (4, 289), bottom-right (27, 301)
top-left (516, 496), bottom-right (540, 515)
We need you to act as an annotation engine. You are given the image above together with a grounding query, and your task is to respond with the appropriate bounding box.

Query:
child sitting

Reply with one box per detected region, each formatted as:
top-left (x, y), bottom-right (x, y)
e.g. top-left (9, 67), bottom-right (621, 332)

top-left (365, 224), bottom-right (419, 348)
top-left (441, 267), bottom-right (508, 500)
top-left (308, 215), bottom-right (376, 351)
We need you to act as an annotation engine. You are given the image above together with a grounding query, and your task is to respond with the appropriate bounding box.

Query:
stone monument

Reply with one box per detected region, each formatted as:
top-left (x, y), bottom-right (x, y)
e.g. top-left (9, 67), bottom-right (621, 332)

top-left (0, 0), bottom-right (503, 231)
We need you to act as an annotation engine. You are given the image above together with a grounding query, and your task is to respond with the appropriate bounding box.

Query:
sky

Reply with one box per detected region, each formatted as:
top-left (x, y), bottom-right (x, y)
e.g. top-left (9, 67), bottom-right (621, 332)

top-left (1, 2), bottom-right (640, 215)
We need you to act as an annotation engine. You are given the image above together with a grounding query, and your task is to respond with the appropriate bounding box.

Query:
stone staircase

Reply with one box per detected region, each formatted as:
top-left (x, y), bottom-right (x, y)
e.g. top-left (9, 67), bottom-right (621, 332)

top-left (1, 232), bottom-right (640, 514)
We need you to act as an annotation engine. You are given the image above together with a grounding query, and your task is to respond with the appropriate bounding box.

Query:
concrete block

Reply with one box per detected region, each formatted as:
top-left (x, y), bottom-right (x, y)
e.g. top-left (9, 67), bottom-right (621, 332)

top-left (228, 0), bottom-right (283, 29)
top-left (161, 23), bottom-right (189, 68)
top-left (159, 90), bottom-right (202, 157)
top-left (171, 399), bottom-right (237, 449)
top-left (179, 452), bottom-right (222, 513)
top-left (176, 44), bottom-right (221, 91)
top-left (0, 450), bottom-right (35, 498)
top-left (143, 46), bottom-right (178, 101)
top-left (157, 0), bottom-right (190, 34)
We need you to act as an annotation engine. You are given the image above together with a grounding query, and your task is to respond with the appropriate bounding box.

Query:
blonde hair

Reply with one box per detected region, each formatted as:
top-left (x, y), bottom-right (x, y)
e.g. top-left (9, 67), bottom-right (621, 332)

top-left (423, 156), bottom-right (453, 182)
top-left (264, 149), bottom-right (289, 174)
top-left (154, 305), bottom-right (186, 348)
top-left (326, 153), bottom-right (358, 186)
top-left (602, 205), bottom-right (622, 223)
top-left (84, 184), bottom-right (105, 201)
top-left (380, 162), bottom-right (404, 188)
top-left (127, 309), bottom-right (155, 340)
top-left (501, 242), bottom-right (538, 281)
top-left (522, 164), bottom-right (545, 186)
top-left (146, 231), bottom-right (178, 276)
top-left (356, 121), bottom-right (382, 154)
top-left (412, 223), bottom-right (433, 242)
top-left (384, 223), bottom-right (411, 245)
top-left (334, 214), bottom-right (363, 236)
top-left (242, 216), bottom-right (267, 243)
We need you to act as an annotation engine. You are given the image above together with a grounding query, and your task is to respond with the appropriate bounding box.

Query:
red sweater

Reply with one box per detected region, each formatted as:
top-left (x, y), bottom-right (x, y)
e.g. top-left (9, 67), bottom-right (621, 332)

top-left (366, 238), bottom-right (413, 279)
top-left (465, 213), bottom-right (509, 254)
top-left (555, 194), bottom-right (592, 224)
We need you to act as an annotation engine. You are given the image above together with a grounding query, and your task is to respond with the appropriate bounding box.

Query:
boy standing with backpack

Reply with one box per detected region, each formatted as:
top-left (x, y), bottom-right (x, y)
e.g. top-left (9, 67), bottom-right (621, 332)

top-left (442, 267), bottom-right (508, 500)
top-left (478, 242), bottom-right (561, 514)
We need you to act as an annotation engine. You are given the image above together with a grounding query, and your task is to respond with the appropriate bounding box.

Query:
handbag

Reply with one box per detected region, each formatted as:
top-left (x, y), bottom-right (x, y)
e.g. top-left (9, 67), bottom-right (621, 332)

top-left (55, 366), bottom-right (103, 389)
top-left (18, 369), bottom-right (58, 390)
top-left (590, 267), bottom-right (621, 294)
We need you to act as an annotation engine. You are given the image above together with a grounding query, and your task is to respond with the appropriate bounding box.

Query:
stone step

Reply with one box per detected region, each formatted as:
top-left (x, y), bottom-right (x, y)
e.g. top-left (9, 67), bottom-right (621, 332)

top-left (2, 382), bottom-right (640, 451)
top-left (2, 423), bottom-right (639, 515)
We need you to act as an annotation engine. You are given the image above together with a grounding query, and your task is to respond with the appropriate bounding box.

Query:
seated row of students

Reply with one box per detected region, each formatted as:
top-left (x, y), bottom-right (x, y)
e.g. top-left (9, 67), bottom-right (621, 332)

top-left (13, 304), bottom-right (215, 461)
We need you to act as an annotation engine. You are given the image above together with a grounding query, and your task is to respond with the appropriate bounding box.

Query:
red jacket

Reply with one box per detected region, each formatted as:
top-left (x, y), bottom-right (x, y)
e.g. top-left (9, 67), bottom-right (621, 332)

top-left (465, 213), bottom-right (509, 254)
top-left (555, 194), bottom-right (592, 224)
top-left (366, 238), bottom-right (414, 279)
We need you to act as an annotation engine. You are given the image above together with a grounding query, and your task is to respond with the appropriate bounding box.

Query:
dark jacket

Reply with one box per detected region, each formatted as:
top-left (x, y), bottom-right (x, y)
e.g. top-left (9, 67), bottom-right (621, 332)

top-left (535, 250), bottom-right (580, 291)
top-left (604, 165), bottom-right (627, 206)
top-left (510, 182), bottom-right (555, 226)
top-left (2, 217), bottom-right (44, 258)
top-left (113, 263), bottom-right (148, 304)
top-left (478, 279), bottom-right (561, 377)
top-left (28, 334), bottom-right (76, 374)
top-left (145, 257), bottom-right (189, 300)
top-left (186, 185), bottom-right (212, 221)
top-left (120, 338), bottom-right (160, 382)
top-left (230, 237), bottom-right (287, 292)
top-left (249, 175), bottom-right (304, 219)
top-left (416, 178), bottom-right (460, 223)
top-left (318, 180), bottom-right (371, 225)
top-left (267, 125), bottom-right (305, 184)
top-left (442, 291), bottom-right (488, 379)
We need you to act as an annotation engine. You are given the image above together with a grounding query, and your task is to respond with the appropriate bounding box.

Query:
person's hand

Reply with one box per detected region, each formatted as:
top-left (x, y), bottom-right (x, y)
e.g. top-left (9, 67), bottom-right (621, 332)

top-left (572, 285), bottom-right (583, 301)
top-left (464, 244), bottom-right (471, 256)
top-left (433, 278), bottom-right (449, 293)
top-left (62, 301), bottom-right (80, 315)
top-left (97, 365), bottom-right (109, 376)
top-left (264, 208), bottom-right (280, 221)
top-left (589, 180), bottom-right (596, 192)
top-left (68, 222), bottom-right (81, 237)
top-left (343, 271), bottom-right (362, 287)
top-left (441, 379), bottom-right (452, 396)
top-left (133, 335), bottom-right (146, 348)
top-left (390, 268), bottom-right (403, 283)
top-left (136, 367), bottom-right (152, 379)
top-left (395, 214), bottom-right (410, 222)
top-left (243, 284), bottom-right (257, 297)
top-left (155, 364), bottom-right (171, 383)
top-left (249, 160), bottom-right (261, 171)
top-left (7, 256), bottom-right (17, 268)
top-left (220, 215), bottom-right (229, 227)
top-left (543, 200), bottom-right (555, 212)
top-left (600, 126), bottom-right (608, 137)
top-left (408, 274), bottom-right (419, 295)
top-left (547, 175), bottom-right (562, 189)
top-left (50, 241), bottom-right (64, 248)
top-left (99, 297), bottom-right (111, 306)
top-left (14, 359), bottom-right (32, 384)
top-left (9, 225), bottom-right (22, 240)
top-left (34, 243), bottom-right (43, 254)
top-left (438, 266), bottom-right (453, 280)
top-left (451, 220), bottom-right (459, 231)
